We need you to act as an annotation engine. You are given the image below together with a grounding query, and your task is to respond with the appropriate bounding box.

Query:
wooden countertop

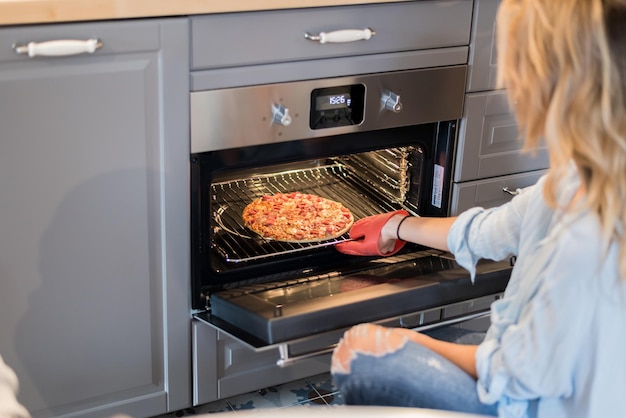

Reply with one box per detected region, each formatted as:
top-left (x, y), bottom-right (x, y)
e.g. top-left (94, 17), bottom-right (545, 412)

top-left (0, 0), bottom-right (410, 26)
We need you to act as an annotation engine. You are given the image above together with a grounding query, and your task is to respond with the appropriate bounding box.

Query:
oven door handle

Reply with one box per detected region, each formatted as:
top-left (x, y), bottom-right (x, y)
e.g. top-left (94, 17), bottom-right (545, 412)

top-left (276, 310), bottom-right (491, 367)
top-left (304, 28), bottom-right (376, 44)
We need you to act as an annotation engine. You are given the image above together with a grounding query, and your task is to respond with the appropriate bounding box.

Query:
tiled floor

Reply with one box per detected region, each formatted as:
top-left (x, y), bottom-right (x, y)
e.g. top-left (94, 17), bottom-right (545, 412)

top-left (156, 372), bottom-right (343, 416)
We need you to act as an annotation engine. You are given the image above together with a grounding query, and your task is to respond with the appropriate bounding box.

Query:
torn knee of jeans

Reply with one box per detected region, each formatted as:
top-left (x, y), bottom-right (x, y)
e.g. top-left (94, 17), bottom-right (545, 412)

top-left (331, 323), bottom-right (410, 375)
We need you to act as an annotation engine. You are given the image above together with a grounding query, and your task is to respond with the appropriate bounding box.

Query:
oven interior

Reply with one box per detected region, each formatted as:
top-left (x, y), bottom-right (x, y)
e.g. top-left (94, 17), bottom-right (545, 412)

top-left (191, 123), bottom-right (455, 307)
top-left (210, 146), bottom-right (423, 265)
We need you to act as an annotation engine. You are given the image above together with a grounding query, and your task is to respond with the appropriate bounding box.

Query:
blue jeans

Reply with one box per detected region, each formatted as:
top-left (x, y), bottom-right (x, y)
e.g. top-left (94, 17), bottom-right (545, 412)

top-left (331, 325), bottom-right (498, 416)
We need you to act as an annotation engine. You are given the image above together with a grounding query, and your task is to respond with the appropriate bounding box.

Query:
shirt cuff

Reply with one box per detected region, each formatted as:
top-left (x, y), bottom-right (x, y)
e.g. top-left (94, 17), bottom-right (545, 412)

top-left (447, 207), bottom-right (485, 281)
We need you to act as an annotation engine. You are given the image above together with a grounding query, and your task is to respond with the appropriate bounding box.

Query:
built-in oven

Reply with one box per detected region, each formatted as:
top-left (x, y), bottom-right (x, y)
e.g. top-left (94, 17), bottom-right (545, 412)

top-left (189, 67), bottom-right (512, 358)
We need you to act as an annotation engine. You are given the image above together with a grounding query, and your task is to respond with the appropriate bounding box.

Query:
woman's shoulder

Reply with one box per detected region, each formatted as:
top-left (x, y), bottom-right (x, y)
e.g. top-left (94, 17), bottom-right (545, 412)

top-left (549, 208), bottom-right (622, 291)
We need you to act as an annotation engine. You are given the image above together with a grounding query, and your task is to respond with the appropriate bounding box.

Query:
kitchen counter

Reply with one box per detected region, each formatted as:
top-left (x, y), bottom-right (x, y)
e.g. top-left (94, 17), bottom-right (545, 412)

top-left (0, 0), bottom-right (410, 26)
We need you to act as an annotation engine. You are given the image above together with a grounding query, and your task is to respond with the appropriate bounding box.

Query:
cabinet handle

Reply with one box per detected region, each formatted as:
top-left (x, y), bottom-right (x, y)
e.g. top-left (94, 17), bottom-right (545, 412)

top-left (12, 38), bottom-right (103, 57)
top-left (304, 28), bottom-right (375, 44)
top-left (502, 186), bottom-right (523, 196)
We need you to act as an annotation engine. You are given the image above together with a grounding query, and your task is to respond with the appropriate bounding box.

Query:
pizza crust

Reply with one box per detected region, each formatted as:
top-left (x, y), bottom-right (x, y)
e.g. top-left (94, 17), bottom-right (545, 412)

top-left (242, 192), bottom-right (354, 243)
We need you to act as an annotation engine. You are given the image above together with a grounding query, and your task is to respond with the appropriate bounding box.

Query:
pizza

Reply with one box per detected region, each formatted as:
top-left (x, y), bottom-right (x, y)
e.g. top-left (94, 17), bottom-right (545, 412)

top-left (242, 192), bottom-right (354, 242)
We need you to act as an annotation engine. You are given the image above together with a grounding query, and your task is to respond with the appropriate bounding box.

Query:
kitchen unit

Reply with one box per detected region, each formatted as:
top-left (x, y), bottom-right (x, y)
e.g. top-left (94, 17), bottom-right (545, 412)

top-left (0, 1), bottom-right (542, 417)
top-left (0, 18), bottom-right (190, 417)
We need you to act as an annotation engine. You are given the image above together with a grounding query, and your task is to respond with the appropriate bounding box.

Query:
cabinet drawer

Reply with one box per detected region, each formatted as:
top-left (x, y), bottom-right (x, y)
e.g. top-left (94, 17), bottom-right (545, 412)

top-left (216, 331), bottom-right (330, 399)
top-left (450, 169), bottom-right (547, 214)
top-left (454, 90), bottom-right (549, 182)
top-left (190, 0), bottom-right (473, 70)
top-left (0, 20), bottom-right (162, 63)
top-left (193, 321), bottom-right (331, 404)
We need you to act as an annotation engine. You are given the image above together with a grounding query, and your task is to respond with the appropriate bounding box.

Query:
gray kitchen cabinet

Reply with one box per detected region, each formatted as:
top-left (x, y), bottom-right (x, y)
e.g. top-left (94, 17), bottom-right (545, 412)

top-left (466, 0), bottom-right (500, 92)
top-left (189, 0), bottom-right (473, 90)
top-left (454, 90), bottom-right (549, 183)
top-left (451, 169), bottom-right (547, 214)
top-left (451, 0), bottom-right (549, 214)
top-left (0, 18), bottom-right (190, 418)
top-left (190, 0), bottom-right (473, 71)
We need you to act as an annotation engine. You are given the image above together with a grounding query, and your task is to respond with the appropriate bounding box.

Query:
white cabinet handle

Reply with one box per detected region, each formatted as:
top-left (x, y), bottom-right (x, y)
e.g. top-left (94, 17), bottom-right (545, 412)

top-left (502, 186), bottom-right (523, 196)
top-left (304, 28), bottom-right (375, 44)
top-left (12, 38), bottom-right (103, 57)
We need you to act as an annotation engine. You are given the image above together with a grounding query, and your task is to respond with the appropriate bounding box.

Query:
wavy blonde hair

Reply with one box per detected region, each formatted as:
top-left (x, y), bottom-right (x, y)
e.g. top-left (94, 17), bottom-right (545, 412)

top-left (496, 0), bottom-right (626, 277)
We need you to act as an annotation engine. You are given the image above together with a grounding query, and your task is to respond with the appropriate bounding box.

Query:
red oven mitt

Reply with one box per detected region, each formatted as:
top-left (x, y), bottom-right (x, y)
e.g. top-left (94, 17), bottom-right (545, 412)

top-left (336, 210), bottom-right (409, 256)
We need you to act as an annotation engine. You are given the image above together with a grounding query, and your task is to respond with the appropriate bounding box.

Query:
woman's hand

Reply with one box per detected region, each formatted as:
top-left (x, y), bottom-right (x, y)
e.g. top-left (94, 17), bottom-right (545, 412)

top-left (336, 210), bottom-right (456, 256)
top-left (335, 210), bottom-right (409, 256)
top-left (378, 212), bottom-right (411, 254)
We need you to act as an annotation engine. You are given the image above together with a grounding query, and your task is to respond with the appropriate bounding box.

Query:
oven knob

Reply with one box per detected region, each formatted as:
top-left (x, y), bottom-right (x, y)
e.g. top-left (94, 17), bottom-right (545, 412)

top-left (381, 90), bottom-right (403, 113)
top-left (271, 103), bottom-right (292, 126)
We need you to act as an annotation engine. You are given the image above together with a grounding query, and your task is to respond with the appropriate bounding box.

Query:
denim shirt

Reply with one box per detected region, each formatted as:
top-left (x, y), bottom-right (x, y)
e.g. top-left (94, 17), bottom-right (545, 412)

top-left (447, 169), bottom-right (626, 418)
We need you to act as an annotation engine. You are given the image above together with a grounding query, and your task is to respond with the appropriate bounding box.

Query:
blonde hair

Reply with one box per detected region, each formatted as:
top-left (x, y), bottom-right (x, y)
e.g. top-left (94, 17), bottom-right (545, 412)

top-left (496, 0), bottom-right (626, 278)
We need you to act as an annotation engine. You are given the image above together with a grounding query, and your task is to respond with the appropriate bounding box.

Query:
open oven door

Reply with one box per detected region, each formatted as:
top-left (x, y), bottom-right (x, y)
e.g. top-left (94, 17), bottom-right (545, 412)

top-left (194, 252), bottom-right (512, 365)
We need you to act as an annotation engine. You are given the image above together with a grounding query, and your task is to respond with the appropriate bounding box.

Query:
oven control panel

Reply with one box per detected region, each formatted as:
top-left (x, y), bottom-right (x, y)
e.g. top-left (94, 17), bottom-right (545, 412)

top-left (190, 66), bottom-right (467, 153)
top-left (309, 84), bottom-right (365, 129)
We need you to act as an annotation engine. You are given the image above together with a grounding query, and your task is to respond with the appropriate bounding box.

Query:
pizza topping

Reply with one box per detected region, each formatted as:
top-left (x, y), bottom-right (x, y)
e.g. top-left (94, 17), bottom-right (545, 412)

top-left (242, 192), bottom-right (354, 242)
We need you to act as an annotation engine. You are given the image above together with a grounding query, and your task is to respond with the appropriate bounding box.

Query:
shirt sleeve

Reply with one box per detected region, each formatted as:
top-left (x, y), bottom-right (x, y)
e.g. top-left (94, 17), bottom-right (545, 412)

top-left (446, 178), bottom-right (541, 279)
top-left (474, 216), bottom-right (598, 405)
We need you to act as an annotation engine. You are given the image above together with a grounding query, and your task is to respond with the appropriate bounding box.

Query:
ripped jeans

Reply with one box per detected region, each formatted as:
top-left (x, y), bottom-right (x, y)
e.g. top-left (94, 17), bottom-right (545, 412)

top-left (331, 323), bottom-right (498, 416)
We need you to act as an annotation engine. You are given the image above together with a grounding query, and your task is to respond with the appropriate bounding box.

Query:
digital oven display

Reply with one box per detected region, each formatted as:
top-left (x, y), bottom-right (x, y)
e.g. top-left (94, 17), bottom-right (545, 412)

top-left (310, 84), bottom-right (365, 129)
top-left (315, 93), bottom-right (352, 111)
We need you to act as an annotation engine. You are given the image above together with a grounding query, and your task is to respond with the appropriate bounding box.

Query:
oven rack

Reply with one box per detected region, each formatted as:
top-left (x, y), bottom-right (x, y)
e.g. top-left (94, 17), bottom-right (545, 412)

top-left (339, 145), bottom-right (424, 205)
top-left (210, 162), bottom-right (410, 264)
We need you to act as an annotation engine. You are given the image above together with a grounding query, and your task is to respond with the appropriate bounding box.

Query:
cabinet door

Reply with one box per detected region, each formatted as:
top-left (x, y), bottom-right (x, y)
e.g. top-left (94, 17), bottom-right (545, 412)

top-left (466, 0), bottom-right (500, 92)
top-left (0, 19), bottom-right (190, 418)
top-left (454, 90), bottom-right (549, 183)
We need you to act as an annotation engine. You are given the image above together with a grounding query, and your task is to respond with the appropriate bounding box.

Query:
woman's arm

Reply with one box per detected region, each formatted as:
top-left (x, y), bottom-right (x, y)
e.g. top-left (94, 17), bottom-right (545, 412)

top-left (393, 328), bottom-right (478, 378)
top-left (379, 214), bottom-right (458, 254)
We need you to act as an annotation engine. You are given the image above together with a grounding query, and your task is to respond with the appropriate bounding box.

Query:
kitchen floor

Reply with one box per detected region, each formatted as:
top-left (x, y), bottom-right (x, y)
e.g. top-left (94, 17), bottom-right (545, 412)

top-left (156, 372), bottom-right (343, 416)
top-left (153, 324), bottom-right (489, 417)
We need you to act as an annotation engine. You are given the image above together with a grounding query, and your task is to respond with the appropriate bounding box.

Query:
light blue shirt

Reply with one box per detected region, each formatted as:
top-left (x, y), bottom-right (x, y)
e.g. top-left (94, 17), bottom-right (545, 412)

top-left (447, 169), bottom-right (626, 418)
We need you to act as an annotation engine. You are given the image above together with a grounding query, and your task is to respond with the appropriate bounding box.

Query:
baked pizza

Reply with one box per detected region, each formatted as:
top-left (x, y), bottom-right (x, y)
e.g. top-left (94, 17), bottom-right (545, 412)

top-left (242, 192), bottom-right (354, 242)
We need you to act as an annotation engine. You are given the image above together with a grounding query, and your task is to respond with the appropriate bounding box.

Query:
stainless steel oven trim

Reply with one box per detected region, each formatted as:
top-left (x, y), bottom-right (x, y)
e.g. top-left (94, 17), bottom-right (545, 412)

top-left (190, 66), bottom-right (467, 153)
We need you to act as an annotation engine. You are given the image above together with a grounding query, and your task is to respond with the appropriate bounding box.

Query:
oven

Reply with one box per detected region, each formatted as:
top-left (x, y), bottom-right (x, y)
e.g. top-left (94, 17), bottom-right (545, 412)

top-left (189, 67), bottom-right (512, 358)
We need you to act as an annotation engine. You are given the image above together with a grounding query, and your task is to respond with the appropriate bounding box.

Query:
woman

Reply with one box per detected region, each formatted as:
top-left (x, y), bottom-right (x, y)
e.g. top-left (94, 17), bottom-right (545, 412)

top-left (331, 1), bottom-right (626, 417)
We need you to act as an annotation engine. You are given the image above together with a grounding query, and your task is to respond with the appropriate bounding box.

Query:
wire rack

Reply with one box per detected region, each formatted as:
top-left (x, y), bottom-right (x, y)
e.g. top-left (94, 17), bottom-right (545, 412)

top-left (210, 162), bottom-right (405, 263)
